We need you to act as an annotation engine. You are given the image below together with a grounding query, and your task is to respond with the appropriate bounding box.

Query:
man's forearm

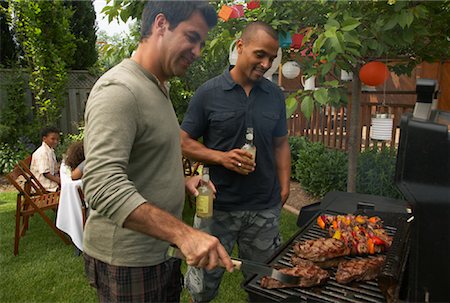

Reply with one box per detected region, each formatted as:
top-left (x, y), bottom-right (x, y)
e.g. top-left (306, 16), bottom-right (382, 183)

top-left (44, 172), bottom-right (61, 185)
top-left (274, 136), bottom-right (291, 204)
top-left (181, 131), bottom-right (224, 165)
top-left (123, 202), bottom-right (192, 246)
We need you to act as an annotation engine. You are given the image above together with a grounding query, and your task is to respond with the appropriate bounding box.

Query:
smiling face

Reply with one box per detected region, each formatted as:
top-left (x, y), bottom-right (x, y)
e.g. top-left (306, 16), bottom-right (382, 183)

top-left (159, 11), bottom-right (209, 78)
top-left (235, 29), bottom-right (279, 82)
top-left (43, 132), bottom-right (60, 149)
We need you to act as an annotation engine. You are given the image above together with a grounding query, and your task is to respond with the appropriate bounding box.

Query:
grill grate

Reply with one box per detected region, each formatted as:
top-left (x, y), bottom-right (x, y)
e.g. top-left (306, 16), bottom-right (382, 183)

top-left (244, 211), bottom-right (412, 303)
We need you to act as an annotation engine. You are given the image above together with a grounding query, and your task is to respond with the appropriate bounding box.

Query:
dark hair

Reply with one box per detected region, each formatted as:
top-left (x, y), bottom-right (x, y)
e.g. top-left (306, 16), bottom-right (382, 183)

top-left (40, 126), bottom-right (60, 139)
top-left (65, 141), bottom-right (85, 170)
top-left (140, 0), bottom-right (217, 41)
top-left (241, 21), bottom-right (279, 43)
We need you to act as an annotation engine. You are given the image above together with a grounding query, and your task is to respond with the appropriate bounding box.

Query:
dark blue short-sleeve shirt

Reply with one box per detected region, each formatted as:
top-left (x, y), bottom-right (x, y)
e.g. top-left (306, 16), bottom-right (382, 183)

top-left (181, 68), bottom-right (287, 211)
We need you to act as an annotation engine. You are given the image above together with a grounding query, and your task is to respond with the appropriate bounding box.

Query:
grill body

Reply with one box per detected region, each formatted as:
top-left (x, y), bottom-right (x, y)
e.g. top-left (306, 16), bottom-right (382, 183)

top-left (244, 208), bottom-right (412, 303)
top-left (395, 113), bottom-right (450, 302)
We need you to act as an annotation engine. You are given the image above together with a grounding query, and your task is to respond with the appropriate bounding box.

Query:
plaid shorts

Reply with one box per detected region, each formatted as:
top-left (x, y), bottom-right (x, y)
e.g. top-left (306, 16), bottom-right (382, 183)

top-left (84, 253), bottom-right (182, 303)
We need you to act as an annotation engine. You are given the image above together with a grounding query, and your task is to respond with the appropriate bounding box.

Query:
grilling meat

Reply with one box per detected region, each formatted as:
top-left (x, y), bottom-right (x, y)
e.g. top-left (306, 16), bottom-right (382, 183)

top-left (316, 214), bottom-right (393, 255)
top-left (293, 237), bottom-right (350, 262)
top-left (335, 255), bottom-right (386, 284)
top-left (260, 259), bottom-right (329, 289)
top-left (291, 255), bottom-right (345, 269)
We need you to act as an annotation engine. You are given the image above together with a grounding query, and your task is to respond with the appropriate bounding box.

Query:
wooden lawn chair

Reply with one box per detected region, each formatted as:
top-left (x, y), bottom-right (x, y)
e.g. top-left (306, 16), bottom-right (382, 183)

top-left (6, 158), bottom-right (70, 256)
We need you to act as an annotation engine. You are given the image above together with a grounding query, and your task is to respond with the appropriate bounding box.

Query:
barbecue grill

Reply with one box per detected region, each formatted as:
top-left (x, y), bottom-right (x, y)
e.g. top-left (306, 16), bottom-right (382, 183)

top-left (244, 207), bottom-right (412, 303)
top-left (244, 110), bottom-right (449, 302)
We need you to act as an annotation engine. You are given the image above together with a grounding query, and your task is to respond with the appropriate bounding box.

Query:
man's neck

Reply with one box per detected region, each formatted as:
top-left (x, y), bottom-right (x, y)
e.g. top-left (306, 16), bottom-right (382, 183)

top-left (230, 67), bottom-right (254, 96)
top-left (132, 41), bottom-right (168, 84)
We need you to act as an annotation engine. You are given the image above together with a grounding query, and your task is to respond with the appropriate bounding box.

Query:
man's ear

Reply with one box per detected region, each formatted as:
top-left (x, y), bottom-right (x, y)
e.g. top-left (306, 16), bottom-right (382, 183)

top-left (154, 13), bottom-right (169, 35)
top-left (236, 39), bottom-right (244, 54)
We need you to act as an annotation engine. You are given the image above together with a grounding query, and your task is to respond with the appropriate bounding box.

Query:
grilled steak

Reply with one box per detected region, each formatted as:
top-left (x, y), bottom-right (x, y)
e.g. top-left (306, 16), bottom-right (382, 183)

top-left (291, 255), bottom-right (344, 269)
top-left (260, 259), bottom-right (329, 289)
top-left (335, 255), bottom-right (386, 284)
top-left (293, 237), bottom-right (350, 262)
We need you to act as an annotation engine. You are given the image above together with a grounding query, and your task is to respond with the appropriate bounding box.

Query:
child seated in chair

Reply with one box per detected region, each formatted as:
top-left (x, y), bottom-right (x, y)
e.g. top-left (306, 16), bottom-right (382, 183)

top-left (64, 141), bottom-right (85, 180)
top-left (30, 126), bottom-right (61, 192)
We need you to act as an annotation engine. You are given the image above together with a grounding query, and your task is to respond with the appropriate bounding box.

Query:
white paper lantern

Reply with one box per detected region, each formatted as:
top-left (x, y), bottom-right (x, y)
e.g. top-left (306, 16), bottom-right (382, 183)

top-left (370, 114), bottom-right (393, 141)
top-left (282, 61), bottom-right (301, 79)
top-left (340, 70), bottom-right (353, 81)
top-left (229, 40), bottom-right (238, 66)
top-left (264, 48), bottom-right (282, 79)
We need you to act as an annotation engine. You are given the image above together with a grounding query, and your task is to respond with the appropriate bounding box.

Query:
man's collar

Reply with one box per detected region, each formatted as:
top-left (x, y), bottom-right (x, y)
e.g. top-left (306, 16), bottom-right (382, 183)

top-left (221, 66), bottom-right (271, 93)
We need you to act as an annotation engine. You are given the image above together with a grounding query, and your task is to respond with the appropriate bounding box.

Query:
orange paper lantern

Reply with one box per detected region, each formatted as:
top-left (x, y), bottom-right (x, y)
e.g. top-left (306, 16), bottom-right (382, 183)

top-left (218, 5), bottom-right (233, 21)
top-left (359, 62), bottom-right (389, 86)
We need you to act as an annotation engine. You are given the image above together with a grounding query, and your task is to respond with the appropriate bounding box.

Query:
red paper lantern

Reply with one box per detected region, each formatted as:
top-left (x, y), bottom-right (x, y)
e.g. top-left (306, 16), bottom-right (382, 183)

top-left (359, 62), bottom-right (389, 86)
top-left (247, 0), bottom-right (260, 10)
top-left (291, 33), bottom-right (304, 49)
top-left (230, 4), bottom-right (244, 19)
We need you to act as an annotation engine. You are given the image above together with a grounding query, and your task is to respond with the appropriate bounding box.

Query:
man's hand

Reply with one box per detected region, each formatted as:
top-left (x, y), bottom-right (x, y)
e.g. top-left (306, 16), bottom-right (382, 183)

top-left (185, 175), bottom-right (216, 198)
top-left (177, 228), bottom-right (234, 272)
top-left (220, 149), bottom-right (256, 175)
top-left (281, 188), bottom-right (290, 206)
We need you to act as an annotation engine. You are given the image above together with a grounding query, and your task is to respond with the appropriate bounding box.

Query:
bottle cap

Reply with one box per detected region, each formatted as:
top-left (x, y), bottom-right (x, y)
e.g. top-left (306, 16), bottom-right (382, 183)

top-left (246, 133), bottom-right (253, 141)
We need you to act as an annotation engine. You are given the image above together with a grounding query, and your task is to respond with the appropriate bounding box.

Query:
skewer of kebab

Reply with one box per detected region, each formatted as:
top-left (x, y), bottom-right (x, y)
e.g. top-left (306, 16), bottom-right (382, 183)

top-left (317, 214), bottom-right (392, 254)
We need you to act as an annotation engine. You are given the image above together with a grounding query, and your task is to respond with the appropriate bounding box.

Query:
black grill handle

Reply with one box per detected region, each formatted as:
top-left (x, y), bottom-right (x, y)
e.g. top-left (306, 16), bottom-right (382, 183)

top-left (357, 201), bottom-right (375, 210)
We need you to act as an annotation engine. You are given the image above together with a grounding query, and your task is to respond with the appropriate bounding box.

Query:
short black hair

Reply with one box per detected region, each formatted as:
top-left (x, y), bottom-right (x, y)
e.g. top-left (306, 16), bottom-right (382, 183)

top-left (40, 126), bottom-right (60, 139)
top-left (241, 21), bottom-right (278, 43)
top-left (140, 0), bottom-right (217, 41)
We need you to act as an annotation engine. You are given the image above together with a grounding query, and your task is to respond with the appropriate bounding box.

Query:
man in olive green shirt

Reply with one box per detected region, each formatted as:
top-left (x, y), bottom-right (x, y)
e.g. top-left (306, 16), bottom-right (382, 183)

top-left (82, 2), bottom-right (233, 302)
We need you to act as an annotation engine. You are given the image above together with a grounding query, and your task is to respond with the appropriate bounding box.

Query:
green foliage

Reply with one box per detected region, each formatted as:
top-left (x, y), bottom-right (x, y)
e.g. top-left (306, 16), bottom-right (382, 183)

top-left (66, 0), bottom-right (98, 70)
top-left (0, 2), bottom-right (18, 66)
top-left (293, 140), bottom-right (348, 197)
top-left (55, 127), bottom-right (85, 161)
top-left (356, 147), bottom-right (404, 199)
top-left (0, 139), bottom-right (35, 174)
top-left (95, 26), bottom-right (139, 74)
top-left (0, 68), bottom-right (38, 145)
top-left (84, 1), bottom-right (449, 119)
top-left (290, 137), bottom-right (405, 199)
top-left (288, 136), bottom-right (308, 172)
top-left (7, 0), bottom-right (76, 126)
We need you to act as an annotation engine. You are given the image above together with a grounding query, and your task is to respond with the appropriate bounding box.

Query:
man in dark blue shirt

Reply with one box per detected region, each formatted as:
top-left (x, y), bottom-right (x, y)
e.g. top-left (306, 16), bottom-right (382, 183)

top-left (181, 21), bottom-right (291, 302)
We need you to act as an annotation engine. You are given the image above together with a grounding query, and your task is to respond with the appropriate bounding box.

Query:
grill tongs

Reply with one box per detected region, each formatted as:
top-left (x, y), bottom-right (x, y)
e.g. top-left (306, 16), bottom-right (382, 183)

top-left (167, 246), bottom-right (300, 285)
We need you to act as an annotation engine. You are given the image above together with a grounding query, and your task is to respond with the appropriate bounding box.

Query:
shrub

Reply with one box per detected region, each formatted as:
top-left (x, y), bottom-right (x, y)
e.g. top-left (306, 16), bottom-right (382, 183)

top-left (0, 139), bottom-right (35, 174)
top-left (356, 147), bottom-right (404, 200)
top-left (289, 137), bottom-right (404, 200)
top-left (293, 140), bottom-right (347, 197)
top-left (55, 127), bottom-right (84, 161)
top-left (288, 136), bottom-right (308, 173)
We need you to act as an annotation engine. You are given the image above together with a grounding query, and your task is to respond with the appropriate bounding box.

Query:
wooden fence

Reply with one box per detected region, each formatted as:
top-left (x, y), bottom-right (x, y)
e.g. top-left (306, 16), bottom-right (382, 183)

top-left (287, 101), bottom-right (414, 151)
top-left (0, 69), bottom-right (97, 134)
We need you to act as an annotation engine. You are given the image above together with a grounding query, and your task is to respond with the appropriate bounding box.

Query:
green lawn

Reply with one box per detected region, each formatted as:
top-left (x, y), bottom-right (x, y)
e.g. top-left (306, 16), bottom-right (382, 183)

top-left (0, 191), bottom-right (299, 302)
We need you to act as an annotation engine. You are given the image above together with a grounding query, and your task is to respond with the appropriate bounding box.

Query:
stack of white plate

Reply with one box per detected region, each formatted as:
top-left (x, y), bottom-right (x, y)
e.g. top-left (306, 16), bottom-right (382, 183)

top-left (370, 117), bottom-right (393, 141)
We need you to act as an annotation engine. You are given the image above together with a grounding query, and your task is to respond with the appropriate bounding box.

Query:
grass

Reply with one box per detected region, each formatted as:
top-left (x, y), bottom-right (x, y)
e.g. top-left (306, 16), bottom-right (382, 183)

top-left (0, 191), bottom-right (299, 302)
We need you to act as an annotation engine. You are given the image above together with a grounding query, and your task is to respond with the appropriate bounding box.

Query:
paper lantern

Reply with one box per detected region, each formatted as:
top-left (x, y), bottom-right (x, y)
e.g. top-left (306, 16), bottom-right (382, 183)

top-left (230, 4), bottom-right (244, 19)
top-left (218, 5), bottom-right (233, 21)
top-left (279, 32), bottom-right (292, 48)
top-left (282, 61), bottom-right (301, 79)
top-left (247, 0), bottom-right (260, 10)
top-left (291, 33), bottom-right (304, 49)
top-left (359, 62), bottom-right (389, 86)
top-left (264, 48), bottom-right (282, 79)
top-left (370, 114), bottom-right (393, 141)
top-left (229, 40), bottom-right (238, 65)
